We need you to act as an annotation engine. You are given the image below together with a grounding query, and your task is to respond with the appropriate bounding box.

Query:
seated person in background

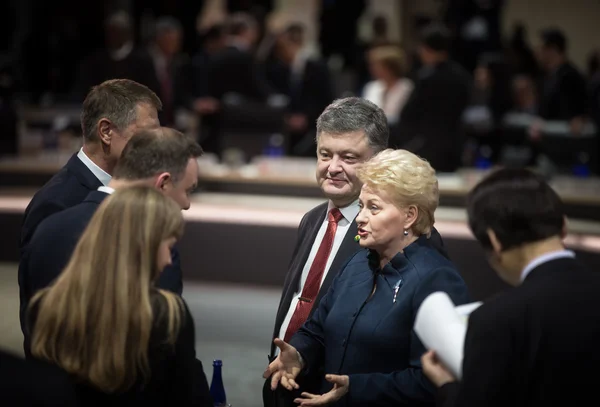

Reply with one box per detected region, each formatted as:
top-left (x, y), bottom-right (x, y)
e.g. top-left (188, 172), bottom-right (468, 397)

top-left (264, 149), bottom-right (470, 406)
top-left (20, 128), bottom-right (202, 350)
top-left (422, 168), bottom-right (600, 407)
top-left (27, 186), bottom-right (212, 406)
top-left (362, 45), bottom-right (414, 126)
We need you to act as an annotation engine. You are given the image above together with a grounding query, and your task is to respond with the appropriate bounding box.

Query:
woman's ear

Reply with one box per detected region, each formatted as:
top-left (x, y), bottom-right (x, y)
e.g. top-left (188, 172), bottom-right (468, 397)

top-left (403, 205), bottom-right (419, 230)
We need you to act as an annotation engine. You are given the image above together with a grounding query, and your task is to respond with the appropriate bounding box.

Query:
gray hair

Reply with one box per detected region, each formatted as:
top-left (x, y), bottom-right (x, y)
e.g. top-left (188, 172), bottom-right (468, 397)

top-left (316, 97), bottom-right (389, 153)
top-left (155, 16), bottom-right (183, 36)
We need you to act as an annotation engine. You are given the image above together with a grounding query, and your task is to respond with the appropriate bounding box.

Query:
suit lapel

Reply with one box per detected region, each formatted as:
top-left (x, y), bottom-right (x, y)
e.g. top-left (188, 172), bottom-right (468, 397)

top-left (66, 154), bottom-right (104, 191)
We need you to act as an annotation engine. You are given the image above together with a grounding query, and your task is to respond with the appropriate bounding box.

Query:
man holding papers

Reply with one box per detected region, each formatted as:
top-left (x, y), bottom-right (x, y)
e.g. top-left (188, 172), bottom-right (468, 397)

top-left (421, 168), bottom-right (600, 406)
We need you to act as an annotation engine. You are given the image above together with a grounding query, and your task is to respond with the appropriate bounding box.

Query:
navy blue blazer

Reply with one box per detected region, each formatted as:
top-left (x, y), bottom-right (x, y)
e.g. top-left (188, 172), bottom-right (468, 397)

top-left (289, 235), bottom-right (470, 407)
top-left (20, 153), bottom-right (103, 250)
top-left (19, 190), bottom-right (184, 350)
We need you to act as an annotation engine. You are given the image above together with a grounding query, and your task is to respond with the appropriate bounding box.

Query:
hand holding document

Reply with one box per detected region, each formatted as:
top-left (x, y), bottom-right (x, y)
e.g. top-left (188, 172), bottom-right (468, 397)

top-left (414, 292), bottom-right (482, 380)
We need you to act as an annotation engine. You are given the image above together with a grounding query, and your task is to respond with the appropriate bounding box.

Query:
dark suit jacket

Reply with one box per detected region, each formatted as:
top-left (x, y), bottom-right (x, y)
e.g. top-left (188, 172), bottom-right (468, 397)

top-left (207, 45), bottom-right (273, 102)
top-left (264, 201), bottom-right (448, 407)
top-left (391, 60), bottom-right (471, 172)
top-left (289, 236), bottom-right (470, 407)
top-left (20, 153), bottom-right (103, 251)
top-left (438, 256), bottom-right (600, 407)
top-left (539, 62), bottom-right (587, 122)
top-left (0, 349), bottom-right (78, 406)
top-left (19, 190), bottom-right (184, 354)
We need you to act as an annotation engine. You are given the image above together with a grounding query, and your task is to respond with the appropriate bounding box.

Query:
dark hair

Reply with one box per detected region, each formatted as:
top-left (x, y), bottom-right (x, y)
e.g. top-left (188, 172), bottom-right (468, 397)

top-left (540, 28), bottom-right (567, 53)
top-left (113, 128), bottom-right (203, 182)
top-left (466, 168), bottom-right (564, 251)
top-left (81, 79), bottom-right (162, 143)
top-left (282, 23), bottom-right (305, 45)
top-left (228, 12), bottom-right (257, 36)
top-left (419, 23), bottom-right (451, 52)
top-left (316, 97), bottom-right (389, 153)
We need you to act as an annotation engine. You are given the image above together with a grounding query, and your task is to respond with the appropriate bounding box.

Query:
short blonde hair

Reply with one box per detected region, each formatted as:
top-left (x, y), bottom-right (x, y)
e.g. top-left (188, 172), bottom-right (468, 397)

top-left (357, 148), bottom-right (439, 235)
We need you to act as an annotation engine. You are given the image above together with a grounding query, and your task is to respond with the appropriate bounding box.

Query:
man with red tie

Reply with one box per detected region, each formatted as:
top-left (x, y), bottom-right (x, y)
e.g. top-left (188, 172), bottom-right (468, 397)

top-left (263, 97), bottom-right (448, 407)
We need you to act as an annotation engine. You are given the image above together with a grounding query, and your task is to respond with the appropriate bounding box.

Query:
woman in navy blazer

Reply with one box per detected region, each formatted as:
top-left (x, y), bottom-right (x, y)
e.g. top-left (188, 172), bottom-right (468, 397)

top-left (264, 149), bottom-right (470, 407)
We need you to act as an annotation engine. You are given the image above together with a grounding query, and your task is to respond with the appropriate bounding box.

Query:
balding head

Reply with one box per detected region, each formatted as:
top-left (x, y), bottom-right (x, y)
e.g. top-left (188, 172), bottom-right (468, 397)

top-left (113, 127), bottom-right (203, 182)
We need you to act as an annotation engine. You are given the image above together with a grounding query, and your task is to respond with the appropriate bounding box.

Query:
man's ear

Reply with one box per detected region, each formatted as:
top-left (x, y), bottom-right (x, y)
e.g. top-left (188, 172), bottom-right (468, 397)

top-left (97, 118), bottom-right (112, 146)
top-left (155, 172), bottom-right (171, 191)
top-left (486, 229), bottom-right (503, 254)
top-left (560, 215), bottom-right (568, 240)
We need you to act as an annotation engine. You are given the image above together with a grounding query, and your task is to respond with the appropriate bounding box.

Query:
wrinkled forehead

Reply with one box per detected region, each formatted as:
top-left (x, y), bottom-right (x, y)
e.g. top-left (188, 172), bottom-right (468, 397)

top-left (317, 130), bottom-right (372, 155)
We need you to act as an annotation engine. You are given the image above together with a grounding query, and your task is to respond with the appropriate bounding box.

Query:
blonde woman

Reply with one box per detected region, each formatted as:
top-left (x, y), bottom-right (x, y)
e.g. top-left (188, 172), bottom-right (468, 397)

top-left (363, 46), bottom-right (414, 124)
top-left (265, 149), bottom-right (470, 406)
top-left (27, 186), bottom-right (212, 406)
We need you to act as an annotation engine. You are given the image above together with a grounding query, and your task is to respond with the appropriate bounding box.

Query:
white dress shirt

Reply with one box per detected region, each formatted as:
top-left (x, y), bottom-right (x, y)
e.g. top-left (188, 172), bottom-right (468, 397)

top-left (520, 249), bottom-right (575, 282)
top-left (363, 78), bottom-right (414, 124)
top-left (77, 148), bottom-right (111, 186)
top-left (97, 186), bottom-right (115, 195)
top-left (276, 200), bottom-right (360, 351)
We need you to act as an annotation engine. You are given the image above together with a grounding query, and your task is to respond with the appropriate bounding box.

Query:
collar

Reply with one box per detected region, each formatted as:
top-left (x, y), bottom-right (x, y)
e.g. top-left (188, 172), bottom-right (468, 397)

top-left (367, 234), bottom-right (431, 272)
top-left (109, 41), bottom-right (134, 61)
top-left (77, 148), bottom-right (111, 186)
top-left (327, 199), bottom-right (360, 224)
top-left (521, 249), bottom-right (575, 282)
top-left (97, 186), bottom-right (115, 195)
top-left (228, 39), bottom-right (249, 52)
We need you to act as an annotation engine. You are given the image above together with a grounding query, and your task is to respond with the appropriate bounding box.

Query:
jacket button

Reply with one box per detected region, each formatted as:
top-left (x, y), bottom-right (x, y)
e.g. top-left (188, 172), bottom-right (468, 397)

top-left (342, 339), bottom-right (346, 346)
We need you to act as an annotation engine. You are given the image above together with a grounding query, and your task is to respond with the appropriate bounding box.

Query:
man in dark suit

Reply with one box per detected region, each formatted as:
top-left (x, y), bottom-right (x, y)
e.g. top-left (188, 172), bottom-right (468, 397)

top-left (19, 127), bottom-right (202, 354)
top-left (263, 97), bottom-right (448, 407)
top-left (265, 23), bottom-right (334, 156)
top-left (391, 23), bottom-right (471, 173)
top-left (207, 12), bottom-right (273, 102)
top-left (20, 79), bottom-right (162, 250)
top-left (422, 168), bottom-right (600, 406)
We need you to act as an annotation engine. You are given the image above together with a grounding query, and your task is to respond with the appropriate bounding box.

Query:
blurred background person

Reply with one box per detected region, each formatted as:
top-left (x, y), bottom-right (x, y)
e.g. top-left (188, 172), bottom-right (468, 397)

top-left (27, 186), bottom-right (213, 405)
top-left (362, 45), bottom-right (414, 126)
top-left (264, 23), bottom-right (333, 157)
top-left (392, 23), bottom-right (472, 173)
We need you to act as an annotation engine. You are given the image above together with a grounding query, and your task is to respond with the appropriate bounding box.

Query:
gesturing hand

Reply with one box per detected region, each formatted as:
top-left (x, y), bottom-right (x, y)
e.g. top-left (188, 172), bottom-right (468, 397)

top-left (262, 338), bottom-right (303, 391)
top-left (293, 374), bottom-right (349, 406)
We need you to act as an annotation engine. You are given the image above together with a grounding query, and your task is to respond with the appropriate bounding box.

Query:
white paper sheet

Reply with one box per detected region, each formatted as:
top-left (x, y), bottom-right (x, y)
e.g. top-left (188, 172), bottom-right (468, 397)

top-left (414, 292), bottom-right (482, 379)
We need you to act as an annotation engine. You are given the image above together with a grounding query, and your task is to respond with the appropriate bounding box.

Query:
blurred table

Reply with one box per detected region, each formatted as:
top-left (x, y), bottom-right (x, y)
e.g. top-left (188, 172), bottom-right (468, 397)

top-left (1, 154), bottom-right (600, 219)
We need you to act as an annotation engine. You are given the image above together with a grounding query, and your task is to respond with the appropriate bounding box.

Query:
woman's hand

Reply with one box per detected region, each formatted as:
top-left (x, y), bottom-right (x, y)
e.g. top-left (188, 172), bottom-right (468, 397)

top-left (293, 374), bottom-right (349, 406)
top-left (263, 338), bottom-right (303, 391)
top-left (421, 350), bottom-right (457, 387)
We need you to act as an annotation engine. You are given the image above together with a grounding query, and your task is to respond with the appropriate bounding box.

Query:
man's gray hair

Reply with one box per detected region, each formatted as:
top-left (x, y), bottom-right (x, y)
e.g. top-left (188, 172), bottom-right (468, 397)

top-left (316, 97), bottom-right (389, 153)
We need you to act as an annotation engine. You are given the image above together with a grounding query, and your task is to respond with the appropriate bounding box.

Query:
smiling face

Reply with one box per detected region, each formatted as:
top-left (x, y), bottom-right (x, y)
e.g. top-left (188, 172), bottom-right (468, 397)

top-left (315, 131), bottom-right (374, 208)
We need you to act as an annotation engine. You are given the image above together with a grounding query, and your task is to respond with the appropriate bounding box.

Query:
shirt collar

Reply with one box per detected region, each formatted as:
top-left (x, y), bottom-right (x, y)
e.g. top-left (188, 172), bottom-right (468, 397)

top-left (328, 199), bottom-right (360, 223)
top-left (521, 249), bottom-right (576, 282)
top-left (77, 148), bottom-right (112, 186)
top-left (97, 186), bottom-right (115, 195)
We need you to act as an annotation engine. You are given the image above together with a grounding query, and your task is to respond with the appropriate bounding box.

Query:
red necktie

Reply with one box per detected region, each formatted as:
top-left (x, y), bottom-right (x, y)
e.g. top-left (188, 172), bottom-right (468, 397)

top-left (284, 208), bottom-right (344, 342)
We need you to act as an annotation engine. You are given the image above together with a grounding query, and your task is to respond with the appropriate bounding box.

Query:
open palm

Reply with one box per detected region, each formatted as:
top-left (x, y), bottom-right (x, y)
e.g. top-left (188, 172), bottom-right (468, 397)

top-left (263, 338), bottom-right (303, 391)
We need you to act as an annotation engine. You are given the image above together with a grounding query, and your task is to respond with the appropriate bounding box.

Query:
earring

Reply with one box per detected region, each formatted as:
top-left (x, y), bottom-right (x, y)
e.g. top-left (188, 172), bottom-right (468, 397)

top-left (403, 230), bottom-right (409, 236)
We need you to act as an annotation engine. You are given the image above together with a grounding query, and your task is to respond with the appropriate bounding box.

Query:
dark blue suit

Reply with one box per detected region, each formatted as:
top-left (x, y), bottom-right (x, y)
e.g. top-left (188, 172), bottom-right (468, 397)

top-left (19, 190), bottom-right (184, 354)
top-left (20, 153), bottom-right (103, 250)
top-left (289, 235), bottom-right (470, 407)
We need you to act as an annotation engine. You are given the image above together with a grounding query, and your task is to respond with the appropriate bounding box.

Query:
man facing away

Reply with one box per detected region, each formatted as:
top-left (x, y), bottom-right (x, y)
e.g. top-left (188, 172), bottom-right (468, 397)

top-left (422, 168), bottom-right (600, 407)
top-left (263, 97), bottom-right (448, 407)
top-left (20, 78), bottom-right (162, 250)
top-left (19, 127), bottom-right (201, 354)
